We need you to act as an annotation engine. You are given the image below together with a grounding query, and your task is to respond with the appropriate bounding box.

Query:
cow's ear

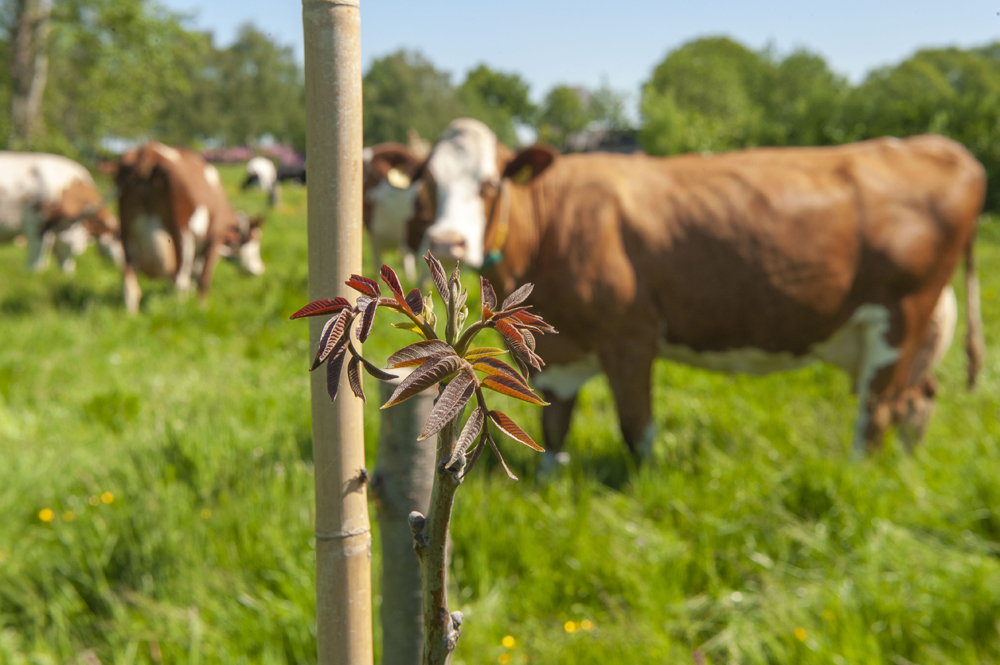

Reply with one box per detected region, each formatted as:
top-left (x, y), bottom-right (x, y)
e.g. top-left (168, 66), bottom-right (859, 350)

top-left (502, 144), bottom-right (559, 184)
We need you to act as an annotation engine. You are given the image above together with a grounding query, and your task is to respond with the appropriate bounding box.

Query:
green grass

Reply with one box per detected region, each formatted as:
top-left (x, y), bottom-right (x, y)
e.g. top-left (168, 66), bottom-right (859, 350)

top-left (1, 165), bottom-right (998, 664)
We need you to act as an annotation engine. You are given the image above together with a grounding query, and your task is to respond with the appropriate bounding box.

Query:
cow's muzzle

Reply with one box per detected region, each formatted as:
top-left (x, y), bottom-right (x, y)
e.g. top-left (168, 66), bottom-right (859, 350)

top-left (428, 230), bottom-right (466, 261)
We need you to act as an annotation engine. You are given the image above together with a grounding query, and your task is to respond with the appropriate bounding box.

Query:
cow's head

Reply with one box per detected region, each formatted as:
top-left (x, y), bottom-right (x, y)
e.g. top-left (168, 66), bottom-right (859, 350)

top-left (222, 212), bottom-right (266, 275)
top-left (362, 143), bottom-right (430, 249)
top-left (417, 118), bottom-right (557, 269)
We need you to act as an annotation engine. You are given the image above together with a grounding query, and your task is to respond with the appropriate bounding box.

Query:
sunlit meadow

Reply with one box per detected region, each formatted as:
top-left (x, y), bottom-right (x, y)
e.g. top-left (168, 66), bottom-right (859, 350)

top-left (0, 166), bottom-right (998, 664)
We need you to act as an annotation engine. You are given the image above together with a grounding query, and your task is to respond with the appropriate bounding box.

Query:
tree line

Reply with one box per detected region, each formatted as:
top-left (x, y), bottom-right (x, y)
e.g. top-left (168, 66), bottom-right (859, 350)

top-left (3, 1), bottom-right (1000, 208)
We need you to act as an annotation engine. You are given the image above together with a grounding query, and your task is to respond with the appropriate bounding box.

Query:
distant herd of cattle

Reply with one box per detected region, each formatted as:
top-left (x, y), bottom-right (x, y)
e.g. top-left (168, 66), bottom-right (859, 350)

top-left (0, 121), bottom-right (987, 456)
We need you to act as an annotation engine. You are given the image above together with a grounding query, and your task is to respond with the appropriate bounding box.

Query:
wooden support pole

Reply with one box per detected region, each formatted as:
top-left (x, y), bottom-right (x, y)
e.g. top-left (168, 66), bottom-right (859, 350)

top-left (301, 2), bottom-right (372, 665)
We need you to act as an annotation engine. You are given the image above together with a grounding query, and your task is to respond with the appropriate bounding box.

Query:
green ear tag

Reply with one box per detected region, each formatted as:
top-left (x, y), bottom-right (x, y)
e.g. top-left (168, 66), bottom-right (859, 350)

top-left (480, 250), bottom-right (503, 272)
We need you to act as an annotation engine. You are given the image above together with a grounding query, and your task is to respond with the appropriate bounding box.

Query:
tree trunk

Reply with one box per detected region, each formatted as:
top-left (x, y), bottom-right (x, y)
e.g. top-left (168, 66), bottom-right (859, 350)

top-left (371, 374), bottom-right (438, 665)
top-left (410, 416), bottom-right (464, 665)
top-left (9, 0), bottom-right (51, 150)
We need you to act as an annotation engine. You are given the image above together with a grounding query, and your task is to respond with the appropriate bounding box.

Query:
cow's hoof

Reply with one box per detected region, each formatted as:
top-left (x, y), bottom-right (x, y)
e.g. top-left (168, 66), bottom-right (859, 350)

top-left (538, 451), bottom-right (571, 479)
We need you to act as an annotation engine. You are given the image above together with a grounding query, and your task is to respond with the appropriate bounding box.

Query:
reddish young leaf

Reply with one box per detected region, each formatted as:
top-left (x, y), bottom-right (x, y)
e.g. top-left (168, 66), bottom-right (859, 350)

top-left (424, 252), bottom-right (448, 301)
top-left (386, 339), bottom-right (454, 368)
top-left (482, 373), bottom-right (548, 406)
top-left (494, 319), bottom-right (543, 371)
top-left (511, 309), bottom-right (557, 333)
top-left (487, 431), bottom-right (518, 481)
top-left (405, 288), bottom-right (424, 315)
top-left (521, 328), bottom-right (536, 352)
top-left (383, 354), bottom-right (465, 408)
top-left (357, 297), bottom-right (378, 343)
top-left (418, 371), bottom-right (477, 441)
top-left (379, 264), bottom-right (404, 299)
top-left (380, 264), bottom-right (413, 314)
top-left (490, 305), bottom-right (533, 322)
top-left (347, 356), bottom-right (366, 403)
top-left (289, 297), bottom-right (351, 320)
top-left (345, 274), bottom-right (380, 298)
top-left (311, 309), bottom-right (351, 370)
top-left (473, 357), bottom-right (529, 387)
top-left (501, 282), bottom-right (533, 310)
top-left (462, 430), bottom-right (489, 479)
top-left (445, 407), bottom-right (484, 471)
top-left (489, 410), bottom-right (544, 451)
top-left (480, 276), bottom-right (497, 313)
top-left (449, 261), bottom-right (461, 292)
top-left (358, 354), bottom-right (397, 381)
top-left (325, 341), bottom-right (350, 401)
top-left (463, 347), bottom-right (507, 362)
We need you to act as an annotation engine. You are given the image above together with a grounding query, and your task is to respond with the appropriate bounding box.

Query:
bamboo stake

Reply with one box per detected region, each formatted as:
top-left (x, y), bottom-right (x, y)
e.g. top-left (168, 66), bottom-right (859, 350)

top-left (301, 2), bottom-right (372, 665)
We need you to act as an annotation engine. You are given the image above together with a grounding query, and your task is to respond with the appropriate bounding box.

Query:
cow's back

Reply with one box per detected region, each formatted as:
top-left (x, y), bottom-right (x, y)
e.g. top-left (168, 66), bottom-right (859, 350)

top-left (0, 152), bottom-right (96, 240)
top-left (527, 136), bottom-right (984, 355)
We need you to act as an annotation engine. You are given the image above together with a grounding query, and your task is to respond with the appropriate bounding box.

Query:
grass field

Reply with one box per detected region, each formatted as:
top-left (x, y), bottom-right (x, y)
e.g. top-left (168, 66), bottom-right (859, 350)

top-left (0, 165), bottom-right (998, 664)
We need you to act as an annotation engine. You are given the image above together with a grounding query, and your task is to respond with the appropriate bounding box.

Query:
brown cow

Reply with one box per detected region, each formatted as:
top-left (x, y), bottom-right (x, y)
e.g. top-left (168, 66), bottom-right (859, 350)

top-left (0, 151), bottom-right (120, 272)
top-left (415, 118), bottom-right (986, 462)
top-left (116, 142), bottom-right (264, 314)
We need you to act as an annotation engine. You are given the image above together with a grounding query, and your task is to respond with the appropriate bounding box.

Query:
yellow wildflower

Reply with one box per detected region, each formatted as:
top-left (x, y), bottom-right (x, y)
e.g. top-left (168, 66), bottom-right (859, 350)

top-left (581, 620), bottom-right (594, 632)
top-left (88, 495), bottom-right (100, 506)
top-left (38, 508), bottom-right (55, 523)
top-left (502, 635), bottom-right (516, 649)
top-left (498, 654), bottom-right (511, 665)
top-left (201, 508), bottom-right (212, 519)
top-left (101, 491), bottom-right (114, 504)
top-left (564, 621), bottom-right (578, 633)
top-left (62, 511), bottom-right (76, 522)
top-left (794, 627), bottom-right (807, 642)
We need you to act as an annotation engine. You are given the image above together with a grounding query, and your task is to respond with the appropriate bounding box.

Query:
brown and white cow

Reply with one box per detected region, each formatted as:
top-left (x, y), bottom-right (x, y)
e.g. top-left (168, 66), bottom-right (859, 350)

top-left (415, 118), bottom-right (986, 461)
top-left (116, 142), bottom-right (264, 313)
top-left (362, 141), bottom-right (431, 280)
top-left (0, 151), bottom-right (120, 272)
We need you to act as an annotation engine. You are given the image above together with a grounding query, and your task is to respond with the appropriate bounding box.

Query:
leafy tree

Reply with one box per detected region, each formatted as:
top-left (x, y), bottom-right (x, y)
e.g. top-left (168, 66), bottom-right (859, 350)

top-left (842, 46), bottom-right (1000, 208)
top-left (639, 37), bottom-right (845, 155)
top-left (588, 79), bottom-right (631, 131)
top-left (363, 50), bottom-right (463, 145)
top-left (536, 85), bottom-right (590, 145)
top-left (458, 63), bottom-right (534, 146)
top-left (193, 24), bottom-right (304, 148)
top-left (37, 0), bottom-right (202, 157)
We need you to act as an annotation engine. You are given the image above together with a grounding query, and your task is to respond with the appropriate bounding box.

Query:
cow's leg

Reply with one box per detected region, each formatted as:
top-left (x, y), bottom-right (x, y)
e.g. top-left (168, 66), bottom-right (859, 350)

top-left (539, 390), bottom-right (578, 473)
top-left (894, 377), bottom-right (937, 451)
top-left (893, 286), bottom-right (956, 451)
top-left (598, 337), bottom-right (657, 459)
top-left (174, 230), bottom-right (196, 293)
top-left (402, 250), bottom-right (416, 281)
top-left (848, 307), bottom-right (901, 454)
top-left (23, 209), bottom-right (53, 271)
top-left (53, 236), bottom-right (75, 274)
top-left (123, 262), bottom-right (142, 314)
top-left (197, 243), bottom-right (221, 302)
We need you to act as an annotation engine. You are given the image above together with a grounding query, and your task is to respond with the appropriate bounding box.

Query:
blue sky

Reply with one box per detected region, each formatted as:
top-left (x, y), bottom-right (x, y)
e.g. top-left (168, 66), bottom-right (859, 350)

top-left (160, 0), bottom-right (1000, 102)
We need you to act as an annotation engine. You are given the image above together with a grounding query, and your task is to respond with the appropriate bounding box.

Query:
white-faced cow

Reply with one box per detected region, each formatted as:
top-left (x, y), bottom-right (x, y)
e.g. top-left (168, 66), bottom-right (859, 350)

top-left (362, 142), bottom-right (430, 280)
top-left (116, 142), bottom-right (265, 314)
top-left (0, 151), bottom-right (120, 272)
top-left (415, 118), bottom-right (985, 461)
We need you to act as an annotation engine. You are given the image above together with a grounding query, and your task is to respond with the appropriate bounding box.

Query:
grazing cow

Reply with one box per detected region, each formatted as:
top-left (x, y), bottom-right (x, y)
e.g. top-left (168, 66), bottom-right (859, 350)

top-left (362, 142), bottom-right (430, 280)
top-left (415, 118), bottom-right (986, 460)
top-left (0, 151), bottom-right (120, 272)
top-left (116, 142), bottom-right (265, 313)
top-left (242, 156), bottom-right (281, 208)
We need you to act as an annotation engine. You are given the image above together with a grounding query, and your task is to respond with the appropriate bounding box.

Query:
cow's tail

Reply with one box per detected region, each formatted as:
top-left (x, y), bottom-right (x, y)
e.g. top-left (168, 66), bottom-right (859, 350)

top-left (964, 233), bottom-right (985, 390)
